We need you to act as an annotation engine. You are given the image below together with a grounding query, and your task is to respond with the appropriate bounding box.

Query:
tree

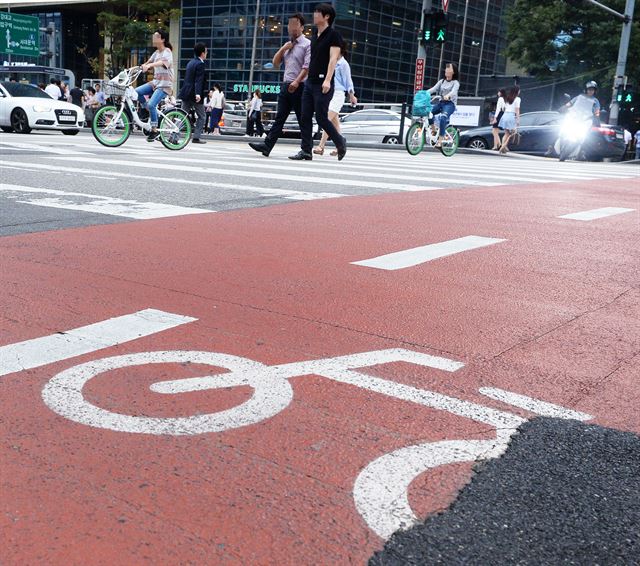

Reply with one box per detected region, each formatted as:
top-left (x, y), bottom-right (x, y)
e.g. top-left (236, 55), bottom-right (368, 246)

top-left (505, 0), bottom-right (639, 88)
top-left (97, 0), bottom-right (180, 75)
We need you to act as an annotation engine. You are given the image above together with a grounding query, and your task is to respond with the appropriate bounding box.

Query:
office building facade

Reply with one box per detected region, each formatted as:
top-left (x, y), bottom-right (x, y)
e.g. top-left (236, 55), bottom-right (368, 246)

top-left (179, 0), bottom-right (513, 103)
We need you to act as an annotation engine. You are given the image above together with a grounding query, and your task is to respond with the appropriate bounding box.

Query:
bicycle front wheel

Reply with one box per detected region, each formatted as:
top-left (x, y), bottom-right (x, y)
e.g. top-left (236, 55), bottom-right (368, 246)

top-left (440, 126), bottom-right (459, 157)
top-left (159, 109), bottom-right (192, 150)
top-left (405, 122), bottom-right (425, 156)
top-left (92, 105), bottom-right (131, 147)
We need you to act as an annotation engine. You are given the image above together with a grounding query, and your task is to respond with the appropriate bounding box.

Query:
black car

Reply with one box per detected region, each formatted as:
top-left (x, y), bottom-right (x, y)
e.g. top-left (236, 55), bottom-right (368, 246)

top-left (459, 111), bottom-right (627, 161)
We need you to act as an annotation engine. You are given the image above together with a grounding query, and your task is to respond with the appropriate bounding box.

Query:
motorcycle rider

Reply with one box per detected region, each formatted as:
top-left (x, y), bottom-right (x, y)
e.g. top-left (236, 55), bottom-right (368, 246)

top-left (565, 80), bottom-right (601, 126)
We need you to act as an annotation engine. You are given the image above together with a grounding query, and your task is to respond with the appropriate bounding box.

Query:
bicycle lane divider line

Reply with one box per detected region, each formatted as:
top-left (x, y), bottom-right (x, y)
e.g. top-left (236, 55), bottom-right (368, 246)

top-left (351, 236), bottom-right (507, 271)
top-left (0, 161), bottom-right (345, 201)
top-left (0, 309), bottom-right (197, 378)
top-left (557, 207), bottom-right (636, 221)
top-left (0, 184), bottom-right (214, 220)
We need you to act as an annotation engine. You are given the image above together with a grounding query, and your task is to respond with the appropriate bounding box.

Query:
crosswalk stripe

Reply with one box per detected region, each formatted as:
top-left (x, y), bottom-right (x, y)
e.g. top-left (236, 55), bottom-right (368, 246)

top-left (132, 152), bottom-right (578, 184)
top-left (44, 155), bottom-right (468, 191)
top-left (0, 161), bottom-right (344, 201)
top-left (0, 183), bottom-right (213, 219)
top-left (65, 152), bottom-right (528, 185)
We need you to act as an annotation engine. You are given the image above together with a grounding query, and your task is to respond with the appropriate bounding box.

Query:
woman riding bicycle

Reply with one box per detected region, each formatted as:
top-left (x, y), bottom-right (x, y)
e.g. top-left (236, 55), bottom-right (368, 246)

top-left (136, 29), bottom-right (174, 142)
top-left (427, 63), bottom-right (460, 148)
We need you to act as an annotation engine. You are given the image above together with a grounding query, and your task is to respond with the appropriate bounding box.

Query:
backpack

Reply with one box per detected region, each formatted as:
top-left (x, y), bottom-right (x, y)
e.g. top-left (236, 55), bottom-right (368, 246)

top-left (412, 90), bottom-right (432, 117)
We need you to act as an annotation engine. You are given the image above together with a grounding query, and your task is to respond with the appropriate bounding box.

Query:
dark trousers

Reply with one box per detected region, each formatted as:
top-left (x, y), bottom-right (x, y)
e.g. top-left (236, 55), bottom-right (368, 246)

top-left (246, 110), bottom-right (264, 136)
top-left (209, 107), bottom-right (223, 131)
top-left (181, 99), bottom-right (205, 139)
top-left (264, 82), bottom-right (303, 152)
top-left (300, 82), bottom-right (345, 154)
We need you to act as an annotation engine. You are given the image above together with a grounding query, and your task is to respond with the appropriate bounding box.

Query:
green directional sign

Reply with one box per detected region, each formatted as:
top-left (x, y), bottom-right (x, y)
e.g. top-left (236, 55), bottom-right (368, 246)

top-left (0, 12), bottom-right (40, 57)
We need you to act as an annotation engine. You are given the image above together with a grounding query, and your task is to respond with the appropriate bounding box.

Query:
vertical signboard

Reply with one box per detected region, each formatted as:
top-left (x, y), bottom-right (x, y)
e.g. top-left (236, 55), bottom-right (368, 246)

top-left (0, 12), bottom-right (40, 57)
top-left (414, 58), bottom-right (425, 92)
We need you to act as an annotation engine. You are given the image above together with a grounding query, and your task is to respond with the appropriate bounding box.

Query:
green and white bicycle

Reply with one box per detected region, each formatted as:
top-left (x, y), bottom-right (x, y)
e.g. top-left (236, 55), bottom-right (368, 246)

top-left (91, 67), bottom-right (192, 151)
top-left (405, 98), bottom-right (459, 158)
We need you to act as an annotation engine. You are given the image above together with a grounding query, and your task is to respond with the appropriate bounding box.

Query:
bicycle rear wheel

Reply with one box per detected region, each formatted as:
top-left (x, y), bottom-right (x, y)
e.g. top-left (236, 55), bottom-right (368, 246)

top-left (92, 105), bottom-right (131, 147)
top-left (440, 126), bottom-right (459, 157)
top-left (159, 109), bottom-right (192, 150)
top-left (405, 122), bottom-right (425, 156)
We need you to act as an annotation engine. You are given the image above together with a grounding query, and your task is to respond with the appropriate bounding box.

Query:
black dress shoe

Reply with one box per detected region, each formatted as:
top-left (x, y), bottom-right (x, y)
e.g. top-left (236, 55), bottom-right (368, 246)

top-left (249, 141), bottom-right (270, 157)
top-left (192, 138), bottom-right (206, 144)
top-left (337, 138), bottom-right (347, 161)
top-left (288, 150), bottom-right (312, 161)
top-left (146, 129), bottom-right (160, 142)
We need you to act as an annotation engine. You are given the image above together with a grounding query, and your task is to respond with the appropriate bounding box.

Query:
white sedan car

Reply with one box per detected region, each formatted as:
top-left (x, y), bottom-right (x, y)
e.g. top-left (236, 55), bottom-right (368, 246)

top-left (339, 109), bottom-right (410, 144)
top-left (0, 81), bottom-right (84, 135)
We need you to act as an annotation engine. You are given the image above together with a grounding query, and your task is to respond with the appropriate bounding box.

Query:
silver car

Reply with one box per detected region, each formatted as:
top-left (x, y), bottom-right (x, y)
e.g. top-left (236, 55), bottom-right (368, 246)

top-left (219, 103), bottom-right (248, 135)
top-left (339, 109), bottom-right (410, 144)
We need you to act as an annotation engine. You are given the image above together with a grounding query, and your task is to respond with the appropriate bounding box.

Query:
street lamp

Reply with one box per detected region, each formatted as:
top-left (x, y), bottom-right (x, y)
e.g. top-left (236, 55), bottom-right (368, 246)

top-left (247, 0), bottom-right (261, 102)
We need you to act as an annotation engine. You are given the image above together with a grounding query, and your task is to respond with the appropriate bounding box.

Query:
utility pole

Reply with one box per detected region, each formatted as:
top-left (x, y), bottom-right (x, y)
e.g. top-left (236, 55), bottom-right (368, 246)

top-left (474, 0), bottom-right (490, 96)
top-left (458, 0), bottom-right (469, 74)
top-left (582, 0), bottom-right (635, 125)
top-left (416, 0), bottom-right (433, 91)
top-left (247, 0), bottom-right (261, 102)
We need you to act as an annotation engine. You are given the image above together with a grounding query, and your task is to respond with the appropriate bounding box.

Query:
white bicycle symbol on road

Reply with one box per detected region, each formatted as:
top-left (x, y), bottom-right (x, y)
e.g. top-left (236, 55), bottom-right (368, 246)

top-left (42, 347), bottom-right (592, 539)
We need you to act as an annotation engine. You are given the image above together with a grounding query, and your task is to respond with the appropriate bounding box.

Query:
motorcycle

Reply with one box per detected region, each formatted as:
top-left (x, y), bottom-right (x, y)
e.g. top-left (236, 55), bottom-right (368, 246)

top-left (555, 111), bottom-right (595, 162)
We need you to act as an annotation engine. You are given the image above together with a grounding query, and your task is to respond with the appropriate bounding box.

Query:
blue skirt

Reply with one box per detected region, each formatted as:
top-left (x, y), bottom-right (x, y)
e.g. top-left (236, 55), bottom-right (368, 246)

top-left (499, 112), bottom-right (517, 131)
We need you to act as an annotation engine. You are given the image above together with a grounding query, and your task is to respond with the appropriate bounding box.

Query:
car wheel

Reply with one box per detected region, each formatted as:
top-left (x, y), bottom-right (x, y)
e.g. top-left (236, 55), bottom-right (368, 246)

top-left (468, 137), bottom-right (488, 150)
top-left (62, 129), bottom-right (79, 136)
top-left (1, 126), bottom-right (14, 133)
top-left (11, 108), bottom-right (32, 134)
top-left (383, 136), bottom-right (399, 144)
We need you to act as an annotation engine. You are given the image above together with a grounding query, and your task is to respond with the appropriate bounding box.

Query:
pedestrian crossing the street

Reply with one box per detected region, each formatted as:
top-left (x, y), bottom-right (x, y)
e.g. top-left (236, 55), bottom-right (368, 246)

top-left (0, 132), bottom-right (637, 232)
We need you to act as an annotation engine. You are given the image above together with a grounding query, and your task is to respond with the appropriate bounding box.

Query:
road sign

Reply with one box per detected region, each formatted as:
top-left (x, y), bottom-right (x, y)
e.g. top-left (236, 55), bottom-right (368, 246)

top-left (414, 58), bottom-right (425, 92)
top-left (442, 0), bottom-right (450, 12)
top-left (0, 12), bottom-right (40, 57)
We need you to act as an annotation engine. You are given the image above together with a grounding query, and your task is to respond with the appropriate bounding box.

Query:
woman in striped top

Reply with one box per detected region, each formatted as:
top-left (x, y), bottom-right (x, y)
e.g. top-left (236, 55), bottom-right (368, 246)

top-left (136, 29), bottom-right (174, 142)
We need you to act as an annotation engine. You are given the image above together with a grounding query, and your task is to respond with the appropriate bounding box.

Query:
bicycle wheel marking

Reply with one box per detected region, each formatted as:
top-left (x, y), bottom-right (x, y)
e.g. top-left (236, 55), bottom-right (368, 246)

top-left (42, 351), bottom-right (295, 435)
top-left (354, 438), bottom-right (513, 539)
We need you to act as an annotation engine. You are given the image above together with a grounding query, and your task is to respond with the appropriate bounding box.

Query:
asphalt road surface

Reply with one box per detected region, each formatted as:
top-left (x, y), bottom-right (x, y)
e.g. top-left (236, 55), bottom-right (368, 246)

top-left (1, 130), bottom-right (639, 564)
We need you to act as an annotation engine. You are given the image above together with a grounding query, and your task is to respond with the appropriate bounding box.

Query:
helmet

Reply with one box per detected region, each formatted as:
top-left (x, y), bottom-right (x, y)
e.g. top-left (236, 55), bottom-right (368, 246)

top-left (585, 81), bottom-right (598, 91)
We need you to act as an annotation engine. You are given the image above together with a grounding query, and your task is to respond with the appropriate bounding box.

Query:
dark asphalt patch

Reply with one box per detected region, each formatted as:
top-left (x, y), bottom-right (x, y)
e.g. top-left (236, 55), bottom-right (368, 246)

top-left (370, 418), bottom-right (640, 565)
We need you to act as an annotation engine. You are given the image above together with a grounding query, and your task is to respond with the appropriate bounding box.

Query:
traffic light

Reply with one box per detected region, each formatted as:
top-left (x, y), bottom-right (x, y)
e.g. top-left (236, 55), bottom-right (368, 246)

top-left (420, 9), bottom-right (447, 44)
top-left (420, 10), bottom-right (434, 44)
top-left (617, 87), bottom-right (634, 106)
top-left (433, 10), bottom-right (448, 43)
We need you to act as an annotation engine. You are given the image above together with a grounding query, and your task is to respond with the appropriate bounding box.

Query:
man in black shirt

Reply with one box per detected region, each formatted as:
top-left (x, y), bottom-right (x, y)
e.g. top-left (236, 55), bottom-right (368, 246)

top-left (289, 3), bottom-right (347, 161)
top-left (69, 85), bottom-right (84, 108)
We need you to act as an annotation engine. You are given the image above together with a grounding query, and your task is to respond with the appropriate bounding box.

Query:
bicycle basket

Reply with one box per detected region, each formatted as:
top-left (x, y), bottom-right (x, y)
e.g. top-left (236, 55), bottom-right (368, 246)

top-left (412, 90), bottom-right (432, 117)
top-left (103, 82), bottom-right (128, 97)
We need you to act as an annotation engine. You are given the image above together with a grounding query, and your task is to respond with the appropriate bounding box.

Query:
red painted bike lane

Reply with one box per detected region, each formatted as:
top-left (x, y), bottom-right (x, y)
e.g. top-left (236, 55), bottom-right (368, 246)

top-left (1, 178), bottom-right (638, 564)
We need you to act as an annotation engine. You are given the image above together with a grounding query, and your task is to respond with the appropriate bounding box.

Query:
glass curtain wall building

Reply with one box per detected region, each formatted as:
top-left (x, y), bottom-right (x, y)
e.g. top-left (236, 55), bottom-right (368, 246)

top-left (179, 0), bottom-right (512, 103)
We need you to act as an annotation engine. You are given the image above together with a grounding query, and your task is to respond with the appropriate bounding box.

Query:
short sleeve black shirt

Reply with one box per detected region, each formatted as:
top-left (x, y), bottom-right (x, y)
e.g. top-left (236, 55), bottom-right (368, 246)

top-left (308, 26), bottom-right (343, 84)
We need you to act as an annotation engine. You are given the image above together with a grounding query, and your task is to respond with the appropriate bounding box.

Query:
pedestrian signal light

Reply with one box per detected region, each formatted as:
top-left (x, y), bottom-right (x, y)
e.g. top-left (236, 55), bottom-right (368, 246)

top-left (436, 28), bottom-right (446, 42)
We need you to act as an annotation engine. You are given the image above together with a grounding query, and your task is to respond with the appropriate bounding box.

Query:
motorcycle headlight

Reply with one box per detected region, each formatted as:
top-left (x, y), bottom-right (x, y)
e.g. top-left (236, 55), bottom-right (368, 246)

top-left (32, 104), bottom-right (52, 113)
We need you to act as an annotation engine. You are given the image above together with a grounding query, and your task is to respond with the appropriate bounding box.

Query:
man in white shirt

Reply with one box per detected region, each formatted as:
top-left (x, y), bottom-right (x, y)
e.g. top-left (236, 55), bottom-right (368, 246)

top-left (44, 78), bottom-right (62, 100)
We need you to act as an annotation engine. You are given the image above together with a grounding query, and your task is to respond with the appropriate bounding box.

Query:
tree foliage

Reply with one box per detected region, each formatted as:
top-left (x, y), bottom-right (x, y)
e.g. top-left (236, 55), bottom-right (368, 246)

top-left (97, 0), bottom-right (180, 74)
top-left (505, 0), bottom-right (639, 88)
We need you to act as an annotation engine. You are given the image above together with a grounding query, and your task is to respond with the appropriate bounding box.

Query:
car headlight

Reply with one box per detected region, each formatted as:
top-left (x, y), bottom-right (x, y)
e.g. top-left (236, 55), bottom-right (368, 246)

top-left (32, 104), bottom-right (53, 113)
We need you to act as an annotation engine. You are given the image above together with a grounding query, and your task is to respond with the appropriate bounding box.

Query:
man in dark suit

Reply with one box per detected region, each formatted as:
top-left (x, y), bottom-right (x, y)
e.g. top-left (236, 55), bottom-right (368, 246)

top-left (178, 42), bottom-right (208, 144)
